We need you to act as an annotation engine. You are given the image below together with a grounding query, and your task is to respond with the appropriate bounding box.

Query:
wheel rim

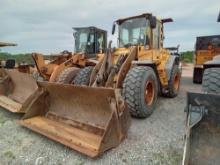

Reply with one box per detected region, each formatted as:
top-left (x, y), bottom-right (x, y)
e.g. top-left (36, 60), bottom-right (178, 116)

top-left (144, 81), bottom-right (154, 106)
top-left (174, 73), bottom-right (180, 91)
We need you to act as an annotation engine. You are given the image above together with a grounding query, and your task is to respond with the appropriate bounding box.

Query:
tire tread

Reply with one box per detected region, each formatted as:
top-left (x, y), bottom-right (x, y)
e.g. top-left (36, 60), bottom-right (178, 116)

top-left (202, 68), bottom-right (220, 94)
top-left (122, 66), bottom-right (157, 118)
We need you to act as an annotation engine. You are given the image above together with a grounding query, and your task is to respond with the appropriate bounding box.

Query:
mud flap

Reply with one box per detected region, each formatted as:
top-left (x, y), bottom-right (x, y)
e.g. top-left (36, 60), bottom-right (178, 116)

top-left (182, 92), bottom-right (220, 165)
top-left (0, 69), bottom-right (38, 113)
top-left (19, 82), bottom-right (131, 157)
top-left (193, 67), bottom-right (203, 84)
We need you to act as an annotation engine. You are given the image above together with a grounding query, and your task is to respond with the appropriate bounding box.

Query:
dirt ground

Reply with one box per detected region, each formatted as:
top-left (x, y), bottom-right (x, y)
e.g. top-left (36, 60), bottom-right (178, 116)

top-left (0, 64), bottom-right (201, 165)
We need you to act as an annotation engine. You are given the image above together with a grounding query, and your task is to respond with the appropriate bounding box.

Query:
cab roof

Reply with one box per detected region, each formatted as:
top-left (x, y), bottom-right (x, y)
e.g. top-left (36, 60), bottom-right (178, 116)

top-left (72, 26), bottom-right (107, 33)
top-left (115, 13), bottom-right (173, 25)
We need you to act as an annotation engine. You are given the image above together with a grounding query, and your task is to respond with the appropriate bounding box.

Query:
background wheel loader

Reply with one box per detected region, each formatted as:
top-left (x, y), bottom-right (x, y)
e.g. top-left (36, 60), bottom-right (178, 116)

top-left (182, 12), bottom-right (220, 165)
top-left (193, 15), bottom-right (220, 83)
top-left (32, 26), bottom-right (107, 83)
top-left (20, 13), bottom-right (181, 157)
top-left (0, 27), bottom-right (107, 113)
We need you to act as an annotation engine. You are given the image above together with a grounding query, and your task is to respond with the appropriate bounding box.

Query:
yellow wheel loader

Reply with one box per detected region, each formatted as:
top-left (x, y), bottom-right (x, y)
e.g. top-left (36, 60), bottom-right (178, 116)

top-left (20, 13), bottom-right (181, 157)
top-left (193, 15), bottom-right (220, 83)
top-left (73, 14), bottom-right (182, 117)
top-left (193, 35), bottom-right (220, 83)
top-left (0, 27), bottom-right (107, 113)
top-left (32, 26), bottom-right (107, 83)
top-left (182, 13), bottom-right (220, 164)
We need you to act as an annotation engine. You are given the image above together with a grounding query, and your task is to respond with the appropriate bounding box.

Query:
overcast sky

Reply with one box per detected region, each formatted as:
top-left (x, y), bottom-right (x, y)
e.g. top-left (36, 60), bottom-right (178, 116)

top-left (0, 0), bottom-right (219, 54)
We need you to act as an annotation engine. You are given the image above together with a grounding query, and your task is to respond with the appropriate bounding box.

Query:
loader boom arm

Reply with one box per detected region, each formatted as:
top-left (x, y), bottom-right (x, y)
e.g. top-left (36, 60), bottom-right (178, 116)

top-left (91, 41), bottom-right (113, 87)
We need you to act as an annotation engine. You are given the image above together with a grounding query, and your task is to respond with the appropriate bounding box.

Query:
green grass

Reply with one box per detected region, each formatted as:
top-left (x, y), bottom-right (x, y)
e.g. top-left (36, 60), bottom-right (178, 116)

top-left (0, 52), bottom-right (33, 64)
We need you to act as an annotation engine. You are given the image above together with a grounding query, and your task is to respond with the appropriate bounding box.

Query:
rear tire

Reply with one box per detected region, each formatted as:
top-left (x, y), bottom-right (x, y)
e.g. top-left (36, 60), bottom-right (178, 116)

top-left (202, 68), bottom-right (220, 94)
top-left (122, 66), bottom-right (158, 118)
top-left (57, 67), bottom-right (79, 84)
top-left (163, 65), bottom-right (181, 98)
top-left (73, 66), bottom-right (93, 85)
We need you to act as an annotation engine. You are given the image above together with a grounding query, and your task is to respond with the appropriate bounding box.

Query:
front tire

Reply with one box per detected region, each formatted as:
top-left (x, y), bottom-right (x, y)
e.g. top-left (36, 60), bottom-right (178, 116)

top-left (73, 66), bottom-right (93, 85)
top-left (202, 68), bottom-right (220, 94)
top-left (122, 66), bottom-right (158, 118)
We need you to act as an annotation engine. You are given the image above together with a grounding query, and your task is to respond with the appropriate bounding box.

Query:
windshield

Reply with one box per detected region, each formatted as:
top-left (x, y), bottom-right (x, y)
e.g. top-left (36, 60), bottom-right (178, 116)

top-left (118, 17), bottom-right (150, 47)
top-left (74, 29), bottom-right (94, 53)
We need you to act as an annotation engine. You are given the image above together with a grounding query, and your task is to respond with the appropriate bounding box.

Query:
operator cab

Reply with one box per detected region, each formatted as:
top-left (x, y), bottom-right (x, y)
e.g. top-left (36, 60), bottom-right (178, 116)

top-left (117, 17), bottom-right (151, 48)
top-left (112, 13), bottom-right (173, 49)
top-left (73, 26), bottom-right (107, 57)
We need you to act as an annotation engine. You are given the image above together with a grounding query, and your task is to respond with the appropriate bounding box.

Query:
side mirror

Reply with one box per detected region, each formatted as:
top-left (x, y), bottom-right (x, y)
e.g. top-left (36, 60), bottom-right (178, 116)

top-left (112, 23), bottom-right (116, 35)
top-left (150, 16), bottom-right (157, 29)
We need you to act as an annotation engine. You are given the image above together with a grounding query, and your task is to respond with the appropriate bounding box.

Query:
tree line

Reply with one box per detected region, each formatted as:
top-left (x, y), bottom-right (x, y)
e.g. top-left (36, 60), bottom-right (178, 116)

top-left (0, 51), bottom-right (195, 64)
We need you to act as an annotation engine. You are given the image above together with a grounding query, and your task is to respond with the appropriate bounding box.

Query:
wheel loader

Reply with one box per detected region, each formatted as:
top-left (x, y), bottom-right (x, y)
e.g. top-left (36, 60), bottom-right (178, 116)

top-left (19, 13), bottom-right (181, 157)
top-left (0, 27), bottom-right (107, 113)
top-left (183, 13), bottom-right (220, 164)
top-left (193, 15), bottom-right (220, 83)
top-left (32, 26), bottom-right (107, 83)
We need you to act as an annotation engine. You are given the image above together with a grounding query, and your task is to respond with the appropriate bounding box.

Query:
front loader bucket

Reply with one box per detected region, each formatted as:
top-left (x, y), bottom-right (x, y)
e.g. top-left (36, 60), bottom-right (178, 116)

top-left (19, 82), bottom-right (130, 157)
top-left (182, 92), bottom-right (220, 165)
top-left (0, 69), bottom-right (38, 113)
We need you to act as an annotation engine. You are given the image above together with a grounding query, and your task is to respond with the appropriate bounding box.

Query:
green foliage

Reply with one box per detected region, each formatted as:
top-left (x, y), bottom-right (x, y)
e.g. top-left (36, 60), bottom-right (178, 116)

top-left (0, 52), bottom-right (34, 64)
top-left (180, 51), bottom-right (194, 63)
top-left (0, 51), bottom-right (55, 64)
top-left (0, 51), bottom-right (195, 64)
